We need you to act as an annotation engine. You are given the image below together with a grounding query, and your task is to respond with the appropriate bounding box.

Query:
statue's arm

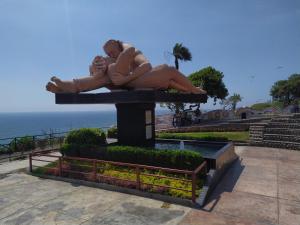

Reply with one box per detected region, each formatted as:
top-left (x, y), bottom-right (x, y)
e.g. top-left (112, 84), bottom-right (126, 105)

top-left (109, 62), bottom-right (152, 87)
top-left (90, 56), bottom-right (107, 76)
top-left (109, 43), bottom-right (152, 86)
top-left (109, 71), bottom-right (141, 86)
top-left (131, 62), bottom-right (152, 78)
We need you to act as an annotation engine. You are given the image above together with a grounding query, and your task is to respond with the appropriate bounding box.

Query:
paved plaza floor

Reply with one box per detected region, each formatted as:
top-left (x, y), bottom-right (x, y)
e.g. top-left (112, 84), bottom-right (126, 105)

top-left (181, 146), bottom-right (300, 225)
top-left (0, 146), bottom-right (300, 225)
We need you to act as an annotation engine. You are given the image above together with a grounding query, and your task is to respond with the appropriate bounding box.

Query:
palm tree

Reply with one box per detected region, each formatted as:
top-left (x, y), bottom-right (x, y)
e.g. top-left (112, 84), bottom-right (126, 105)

top-left (229, 93), bottom-right (242, 111)
top-left (161, 43), bottom-right (192, 119)
top-left (172, 43), bottom-right (192, 70)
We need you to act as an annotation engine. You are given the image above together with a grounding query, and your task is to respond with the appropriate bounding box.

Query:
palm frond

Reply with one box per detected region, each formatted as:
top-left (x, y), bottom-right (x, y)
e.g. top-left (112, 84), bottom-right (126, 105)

top-left (172, 43), bottom-right (192, 61)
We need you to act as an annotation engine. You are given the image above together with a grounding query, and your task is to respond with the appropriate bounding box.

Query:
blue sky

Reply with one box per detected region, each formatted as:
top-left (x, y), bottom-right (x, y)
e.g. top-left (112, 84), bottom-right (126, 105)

top-left (0, 0), bottom-right (299, 112)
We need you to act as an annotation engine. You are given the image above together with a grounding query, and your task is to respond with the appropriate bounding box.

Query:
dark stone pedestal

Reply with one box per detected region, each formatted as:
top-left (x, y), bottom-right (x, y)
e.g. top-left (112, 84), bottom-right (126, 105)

top-left (116, 103), bottom-right (155, 147)
top-left (55, 91), bottom-right (208, 148)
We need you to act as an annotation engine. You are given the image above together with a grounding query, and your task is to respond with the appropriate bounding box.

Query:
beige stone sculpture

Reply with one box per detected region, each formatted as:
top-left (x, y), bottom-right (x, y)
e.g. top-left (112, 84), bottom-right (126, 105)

top-left (46, 56), bottom-right (115, 93)
top-left (46, 40), bottom-right (206, 94)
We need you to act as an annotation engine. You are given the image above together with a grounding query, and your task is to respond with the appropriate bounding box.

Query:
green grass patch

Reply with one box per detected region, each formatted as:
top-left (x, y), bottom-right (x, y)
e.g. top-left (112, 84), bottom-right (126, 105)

top-left (33, 161), bottom-right (58, 175)
top-left (250, 101), bottom-right (284, 110)
top-left (157, 131), bottom-right (249, 142)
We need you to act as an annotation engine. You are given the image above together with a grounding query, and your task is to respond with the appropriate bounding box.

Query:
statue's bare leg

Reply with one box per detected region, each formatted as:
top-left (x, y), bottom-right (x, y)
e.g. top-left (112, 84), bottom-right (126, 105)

top-left (169, 79), bottom-right (204, 94)
top-left (114, 47), bottom-right (136, 74)
top-left (169, 80), bottom-right (190, 93)
top-left (164, 67), bottom-right (206, 94)
top-left (47, 74), bottom-right (111, 93)
top-left (107, 48), bottom-right (137, 86)
top-left (127, 65), bottom-right (206, 94)
top-left (50, 76), bottom-right (77, 93)
top-left (73, 76), bottom-right (111, 92)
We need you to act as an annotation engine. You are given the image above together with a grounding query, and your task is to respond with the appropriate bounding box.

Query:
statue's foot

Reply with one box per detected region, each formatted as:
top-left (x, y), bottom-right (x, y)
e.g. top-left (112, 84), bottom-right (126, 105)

top-left (192, 87), bottom-right (207, 94)
top-left (51, 76), bottom-right (61, 83)
top-left (46, 82), bottom-right (61, 93)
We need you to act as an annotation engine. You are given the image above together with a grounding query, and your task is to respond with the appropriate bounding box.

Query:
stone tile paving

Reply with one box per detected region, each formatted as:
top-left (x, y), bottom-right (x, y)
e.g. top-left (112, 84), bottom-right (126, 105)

top-left (180, 146), bottom-right (300, 225)
top-left (0, 173), bottom-right (189, 225)
top-left (0, 152), bottom-right (60, 175)
top-left (1, 146), bottom-right (300, 224)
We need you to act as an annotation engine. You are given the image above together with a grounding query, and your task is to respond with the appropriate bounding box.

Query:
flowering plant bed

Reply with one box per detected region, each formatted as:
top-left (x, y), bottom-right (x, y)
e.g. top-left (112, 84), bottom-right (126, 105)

top-left (30, 151), bottom-right (207, 202)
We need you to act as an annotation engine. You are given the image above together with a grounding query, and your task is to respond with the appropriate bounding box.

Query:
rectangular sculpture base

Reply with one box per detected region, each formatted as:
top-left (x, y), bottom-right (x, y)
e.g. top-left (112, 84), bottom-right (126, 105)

top-left (116, 103), bottom-right (156, 147)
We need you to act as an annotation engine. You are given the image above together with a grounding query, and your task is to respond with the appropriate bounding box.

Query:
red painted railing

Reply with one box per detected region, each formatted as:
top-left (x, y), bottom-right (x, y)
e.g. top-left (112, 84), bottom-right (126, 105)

top-left (29, 151), bottom-right (207, 203)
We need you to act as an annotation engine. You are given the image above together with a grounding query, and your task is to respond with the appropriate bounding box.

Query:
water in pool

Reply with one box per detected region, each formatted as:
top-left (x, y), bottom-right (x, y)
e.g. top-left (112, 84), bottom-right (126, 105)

top-left (155, 141), bottom-right (221, 157)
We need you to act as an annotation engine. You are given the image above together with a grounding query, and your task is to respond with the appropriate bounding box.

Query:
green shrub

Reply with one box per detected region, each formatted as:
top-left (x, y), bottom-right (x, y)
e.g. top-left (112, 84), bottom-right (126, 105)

top-left (107, 126), bottom-right (118, 138)
top-left (65, 128), bottom-right (106, 145)
top-left (60, 143), bottom-right (107, 158)
top-left (0, 145), bottom-right (10, 154)
top-left (9, 136), bottom-right (35, 152)
top-left (106, 145), bottom-right (203, 170)
top-left (157, 133), bottom-right (228, 141)
top-left (61, 144), bottom-right (203, 170)
top-left (250, 101), bottom-right (284, 110)
top-left (157, 131), bottom-right (249, 142)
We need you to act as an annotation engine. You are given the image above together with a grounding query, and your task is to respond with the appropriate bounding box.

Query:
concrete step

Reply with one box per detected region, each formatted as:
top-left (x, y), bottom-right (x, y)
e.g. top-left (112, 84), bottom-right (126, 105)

top-left (250, 138), bottom-right (263, 142)
top-left (274, 115), bottom-right (294, 119)
top-left (249, 133), bottom-right (263, 137)
top-left (249, 131), bottom-right (263, 135)
top-left (249, 129), bottom-right (264, 132)
top-left (267, 123), bottom-right (300, 129)
top-left (271, 118), bottom-right (300, 123)
top-left (250, 134), bottom-right (264, 139)
top-left (249, 141), bottom-right (264, 146)
top-left (264, 128), bottom-right (300, 135)
top-left (249, 127), bottom-right (265, 132)
top-left (292, 113), bottom-right (300, 119)
top-left (250, 123), bottom-right (268, 126)
top-left (249, 126), bottom-right (265, 130)
top-left (263, 134), bottom-right (300, 143)
top-left (262, 140), bottom-right (300, 150)
top-left (249, 131), bottom-right (264, 135)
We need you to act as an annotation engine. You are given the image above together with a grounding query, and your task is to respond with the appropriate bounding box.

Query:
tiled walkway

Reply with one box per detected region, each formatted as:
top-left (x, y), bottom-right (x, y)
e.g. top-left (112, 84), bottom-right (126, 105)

top-left (180, 146), bottom-right (300, 225)
top-left (1, 146), bottom-right (300, 224)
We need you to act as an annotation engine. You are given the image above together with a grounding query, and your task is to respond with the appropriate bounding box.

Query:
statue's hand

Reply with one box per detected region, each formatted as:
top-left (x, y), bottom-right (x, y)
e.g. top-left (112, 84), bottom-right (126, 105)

top-left (90, 56), bottom-right (107, 75)
top-left (110, 72), bottom-right (126, 86)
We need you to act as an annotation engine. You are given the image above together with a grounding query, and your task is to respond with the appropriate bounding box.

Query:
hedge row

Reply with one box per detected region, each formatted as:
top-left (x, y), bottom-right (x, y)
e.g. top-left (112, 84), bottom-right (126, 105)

top-left (60, 144), bottom-right (203, 171)
top-left (157, 133), bottom-right (228, 141)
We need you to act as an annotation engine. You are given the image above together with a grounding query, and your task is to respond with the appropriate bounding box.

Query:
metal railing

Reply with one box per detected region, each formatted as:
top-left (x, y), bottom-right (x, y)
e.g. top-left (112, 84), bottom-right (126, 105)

top-left (29, 150), bottom-right (207, 203)
top-left (0, 127), bottom-right (110, 160)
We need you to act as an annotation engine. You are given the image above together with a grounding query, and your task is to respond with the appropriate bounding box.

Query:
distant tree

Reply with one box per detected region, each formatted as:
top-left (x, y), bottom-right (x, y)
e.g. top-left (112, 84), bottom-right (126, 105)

top-left (161, 43), bottom-right (192, 113)
top-left (250, 101), bottom-right (284, 111)
top-left (188, 66), bottom-right (229, 104)
top-left (270, 74), bottom-right (300, 106)
top-left (288, 74), bottom-right (300, 102)
top-left (220, 93), bottom-right (242, 111)
top-left (220, 98), bottom-right (231, 110)
top-left (228, 93), bottom-right (242, 111)
top-left (250, 102), bottom-right (273, 111)
top-left (160, 90), bottom-right (187, 114)
top-left (172, 43), bottom-right (192, 70)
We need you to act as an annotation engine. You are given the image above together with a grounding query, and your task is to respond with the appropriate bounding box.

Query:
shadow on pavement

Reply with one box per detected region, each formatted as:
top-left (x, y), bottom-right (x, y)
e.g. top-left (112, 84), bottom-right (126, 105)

top-left (203, 158), bottom-right (245, 212)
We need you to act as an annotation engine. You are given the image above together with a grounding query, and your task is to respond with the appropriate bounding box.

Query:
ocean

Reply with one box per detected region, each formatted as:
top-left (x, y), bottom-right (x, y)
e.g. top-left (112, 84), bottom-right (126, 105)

top-left (0, 110), bottom-right (169, 140)
top-left (0, 111), bottom-right (117, 139)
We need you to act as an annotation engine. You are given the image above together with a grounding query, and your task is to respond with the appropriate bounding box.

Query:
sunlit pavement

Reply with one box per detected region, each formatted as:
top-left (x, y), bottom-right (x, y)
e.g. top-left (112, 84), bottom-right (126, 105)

top-left (1, 146), bottom-right (300, 224)
top-left (180, 146), bottom-right (300, 225)
top-left (0, 155), bottom-right (189, 225)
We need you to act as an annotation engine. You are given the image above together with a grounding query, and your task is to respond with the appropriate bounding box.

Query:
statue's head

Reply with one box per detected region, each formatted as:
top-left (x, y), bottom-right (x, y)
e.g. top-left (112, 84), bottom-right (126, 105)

top-left (103, 39), bottom-right (123, 59)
